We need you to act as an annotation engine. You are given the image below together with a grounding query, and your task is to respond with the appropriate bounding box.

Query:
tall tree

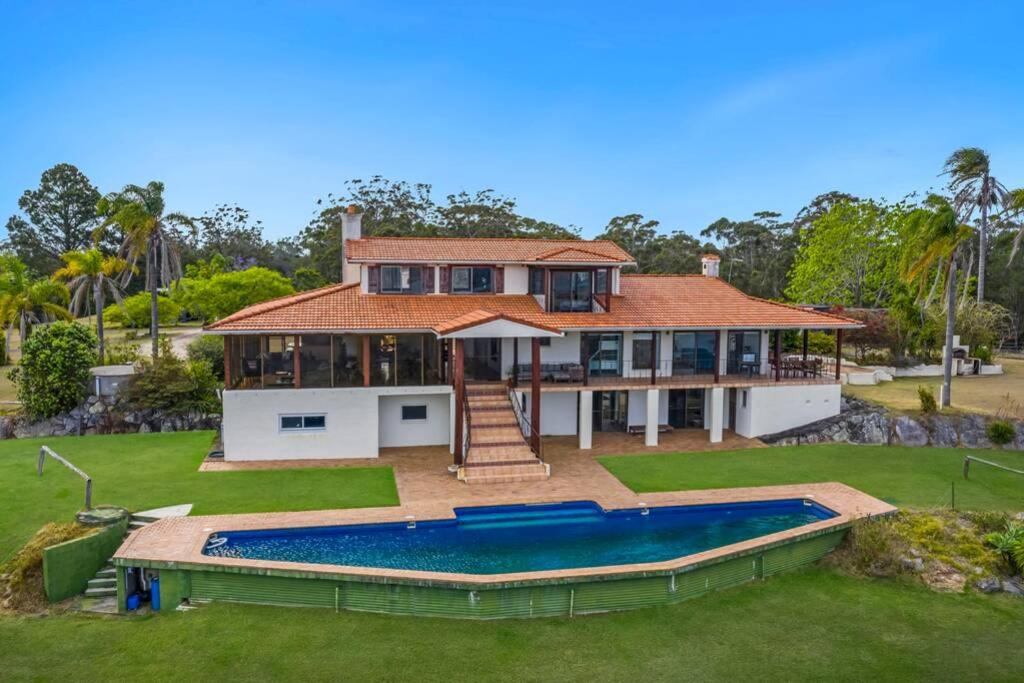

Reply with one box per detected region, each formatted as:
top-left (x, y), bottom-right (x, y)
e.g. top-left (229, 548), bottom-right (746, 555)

top-left (901, 195), bottom-right (973, 408)
top-left (52, 248), bottom-right (132, 363)
top-left (4, 163), bottom-right (103, 274)
top-left (596, 214), bottom-right (663, 273)
top-left (181, 204), bottom-right (272, 269)
top-left (96, 181), bottom-right (195, 358)
top-left (0, 255), bottom-right (72, 362)
top-left (943, 147), bottom-right (1006, 302)
top-left (701, 212), bottom-right (797, 299)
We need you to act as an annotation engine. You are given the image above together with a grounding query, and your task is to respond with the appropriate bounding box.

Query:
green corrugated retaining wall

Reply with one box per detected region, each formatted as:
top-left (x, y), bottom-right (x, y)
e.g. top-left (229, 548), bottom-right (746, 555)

top-left (43, 518), bottom-right (129, 602)
top-left (174, 528), bottom-right (846, 619)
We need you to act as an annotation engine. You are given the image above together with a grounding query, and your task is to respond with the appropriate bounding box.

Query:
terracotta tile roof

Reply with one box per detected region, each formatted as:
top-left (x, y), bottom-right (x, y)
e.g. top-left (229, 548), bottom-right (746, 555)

top-left (207, 275), bottom-right (860, 333)
top-left (432, 309), bottom-right (563, 336)
top-left (345, 237), bottom-right (634, 264)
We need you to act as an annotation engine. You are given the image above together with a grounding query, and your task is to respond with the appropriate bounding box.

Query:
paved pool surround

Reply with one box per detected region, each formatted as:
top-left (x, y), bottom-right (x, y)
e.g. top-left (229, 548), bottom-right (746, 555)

top-left (114, 483), bottom-right (894, 618)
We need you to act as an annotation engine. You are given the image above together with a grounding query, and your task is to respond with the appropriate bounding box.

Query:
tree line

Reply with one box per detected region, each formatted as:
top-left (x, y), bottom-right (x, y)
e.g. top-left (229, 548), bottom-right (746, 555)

top-left (4, 153), bottom-right (1024, 404)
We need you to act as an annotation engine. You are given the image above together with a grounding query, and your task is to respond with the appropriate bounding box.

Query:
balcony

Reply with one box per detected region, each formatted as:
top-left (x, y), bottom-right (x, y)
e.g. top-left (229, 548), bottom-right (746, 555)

top-left (513, 356), bottom-right (839, 393)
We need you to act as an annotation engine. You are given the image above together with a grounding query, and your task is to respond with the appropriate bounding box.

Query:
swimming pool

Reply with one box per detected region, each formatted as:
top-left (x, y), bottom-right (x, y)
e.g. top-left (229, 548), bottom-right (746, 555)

top-left (203, 499), bottom-right (837, 574)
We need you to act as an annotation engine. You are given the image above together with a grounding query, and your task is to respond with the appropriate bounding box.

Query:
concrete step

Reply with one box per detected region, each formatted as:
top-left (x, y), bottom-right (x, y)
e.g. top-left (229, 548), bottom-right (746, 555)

top-left (128, 519), bottom-right (149, 530)
top-left (88, 577), bottom-right (117, 589)
top-left (85, 586), bottom-right (118, 597)
top-left (467, 445), bottom-right (536, 462)
top-left (95, 567), bottom-right (116, 578)
top-left (462, 462), bottom-right (550, 484)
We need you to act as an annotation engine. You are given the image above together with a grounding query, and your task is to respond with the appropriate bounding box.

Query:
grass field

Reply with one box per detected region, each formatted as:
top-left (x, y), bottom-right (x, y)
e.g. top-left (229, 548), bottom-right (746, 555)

top-left (4, 434), bottom-right (1024, 680)
top-left (600, 443), bottom-right (1024, 511)
top-left (2, 569), bottom-right (1023, 682)
top-left (844, 356), bottom-right (1024, 417)
top-left (0, 431), bottom-right (398, 563)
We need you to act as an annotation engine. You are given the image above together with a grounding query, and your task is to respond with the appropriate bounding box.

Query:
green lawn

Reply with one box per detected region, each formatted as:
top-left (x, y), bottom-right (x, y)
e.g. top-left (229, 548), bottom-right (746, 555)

top-left (2, 569), bottom-right (1023, 681)
top-left (0, 431), bottom-right (398, 562)
top-left (600, 444), bottom-right (1024, 511)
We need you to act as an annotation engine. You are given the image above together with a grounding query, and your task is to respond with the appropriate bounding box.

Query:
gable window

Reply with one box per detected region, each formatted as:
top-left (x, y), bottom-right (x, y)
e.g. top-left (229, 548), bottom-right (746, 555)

top-left (280, 414), bottom-right (326, 431)
top-left (401, 404), bottom-right (428, 421)
top-left (452, 266), bottom-right (493, 293)
top-left (381, 266), bottom-right (422, 293)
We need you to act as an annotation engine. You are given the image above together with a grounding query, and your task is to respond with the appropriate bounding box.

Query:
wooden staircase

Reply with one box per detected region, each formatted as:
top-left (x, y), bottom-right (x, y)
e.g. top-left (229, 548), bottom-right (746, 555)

top-left (459, 384), bottom-right (550, 485)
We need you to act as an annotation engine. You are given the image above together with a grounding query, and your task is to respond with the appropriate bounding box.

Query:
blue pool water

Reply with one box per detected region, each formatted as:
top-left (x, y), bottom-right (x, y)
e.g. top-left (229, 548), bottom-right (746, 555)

top-left (202, 499), bottom-right (837, 574)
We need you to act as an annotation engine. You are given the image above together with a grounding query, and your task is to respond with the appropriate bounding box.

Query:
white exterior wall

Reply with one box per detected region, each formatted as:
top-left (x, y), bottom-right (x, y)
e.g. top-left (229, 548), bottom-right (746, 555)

top-left (733, 383), bottom-right (840, 438)
top-left (378, 393), bottom-right (451, 447)
top-left (222, 385), bottom-right (451, 461)
top-left (626, 389), bottom-right (668, 427)
top-left (524, 391), bottom-right (578, 436)
top-left (503, 265), bottom-right (529, 294)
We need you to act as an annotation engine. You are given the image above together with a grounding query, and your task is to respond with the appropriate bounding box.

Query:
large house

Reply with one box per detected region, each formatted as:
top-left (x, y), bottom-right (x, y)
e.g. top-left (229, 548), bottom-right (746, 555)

top-left (207, 208), bottom-right (859, 483)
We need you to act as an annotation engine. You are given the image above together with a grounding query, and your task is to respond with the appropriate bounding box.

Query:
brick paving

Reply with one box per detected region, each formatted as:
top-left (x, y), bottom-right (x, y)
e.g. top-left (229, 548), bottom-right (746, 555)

top-left (120, 430), bottom-right (895, 585)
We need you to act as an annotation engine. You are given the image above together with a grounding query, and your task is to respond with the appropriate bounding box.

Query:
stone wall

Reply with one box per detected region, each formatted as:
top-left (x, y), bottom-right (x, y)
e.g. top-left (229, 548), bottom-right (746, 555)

top-left (761, 396), bottom-right (1024, 449)
top-left (0, 395), bottom-right (221, 439)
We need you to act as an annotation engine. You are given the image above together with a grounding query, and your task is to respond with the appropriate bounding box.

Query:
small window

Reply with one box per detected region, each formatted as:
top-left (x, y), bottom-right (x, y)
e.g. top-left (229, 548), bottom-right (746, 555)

top-left (452, 266), bottom-right (493, 293)
top-left (529, 267), bottom-right (545, 294)
top-left (595, 269), bottom-right (608, 293)
top-left (401, 404), bottom-right (427, 421)
top-left (539, 337), bottom-right (551, 347)
top-left (380, 265), bottom-right (422, 293)
top-left (280, 414), bottom-right (326, 431)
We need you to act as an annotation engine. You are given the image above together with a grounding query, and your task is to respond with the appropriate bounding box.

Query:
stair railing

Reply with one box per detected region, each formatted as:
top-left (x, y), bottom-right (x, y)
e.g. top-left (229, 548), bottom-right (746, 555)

top-left (506, 380), bottom-right (543, 462)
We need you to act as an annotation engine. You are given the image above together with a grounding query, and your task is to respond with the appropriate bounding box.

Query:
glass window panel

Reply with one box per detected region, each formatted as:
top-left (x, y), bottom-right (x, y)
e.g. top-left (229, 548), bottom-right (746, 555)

top-left (396, 334), bottom-right (424, 386)
top-left (332, 335), bottom-right (364, 387)
top-left (381, 266), bottom-right (402, 292)
top-left (280, 416), bottom-right (303, 430)
top-left (371, 335), bottom-right (397, 386)
top-left (299, 335), bottom-right (331, 388)
top-left (632, 332), bottom-right (658, 371)
top-left (471, 267), bottom-right (492, 292)
top-left (452, 267), bottom-right (471, 292)
top-left (262, 336), bottom-right (296, 388)
top-left (550, 270), bottom-right (593, 312)
top-left (401, 405), bottom-right (427, 421)
top-left (302, 415), bottom-right (326, 429)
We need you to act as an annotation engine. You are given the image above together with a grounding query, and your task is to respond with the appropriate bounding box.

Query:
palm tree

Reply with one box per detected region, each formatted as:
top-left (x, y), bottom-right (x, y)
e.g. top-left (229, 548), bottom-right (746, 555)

top-left (901, 195), bottom-right (974, 408)
top-left (942, 147), bottom-right (1006, 303)
top-left (0, 256), bottom-right (72, 363)
top-left (1004, 187), bottom-right (1024, 263)
top-left (95, 181), bottom-right (195, 358)
top-left (53, 248), bottom-right (132, 363)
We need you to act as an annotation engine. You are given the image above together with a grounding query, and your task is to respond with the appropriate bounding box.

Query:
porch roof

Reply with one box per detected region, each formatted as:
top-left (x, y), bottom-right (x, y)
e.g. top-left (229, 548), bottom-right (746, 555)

top-left (205, 275), bottom-right (862, 333)
top-left (433, 309), bottom-right (563, 338)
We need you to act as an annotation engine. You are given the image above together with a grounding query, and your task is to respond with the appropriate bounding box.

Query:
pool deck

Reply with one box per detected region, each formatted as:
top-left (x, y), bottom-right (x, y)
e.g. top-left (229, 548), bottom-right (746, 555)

top-left (114, 467), bottom-right (895, 586)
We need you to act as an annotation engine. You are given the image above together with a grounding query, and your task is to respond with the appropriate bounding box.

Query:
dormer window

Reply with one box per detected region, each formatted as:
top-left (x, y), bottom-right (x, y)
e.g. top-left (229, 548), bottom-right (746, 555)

top-left (452, 266), bottom-right (493, 293)
top-left (381, 266), bottom-right (423, 294)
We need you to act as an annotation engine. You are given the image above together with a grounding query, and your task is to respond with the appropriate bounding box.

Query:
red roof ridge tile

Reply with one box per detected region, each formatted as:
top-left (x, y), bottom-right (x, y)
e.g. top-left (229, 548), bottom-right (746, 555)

top-left (533, 245), bottom-right (627, 262)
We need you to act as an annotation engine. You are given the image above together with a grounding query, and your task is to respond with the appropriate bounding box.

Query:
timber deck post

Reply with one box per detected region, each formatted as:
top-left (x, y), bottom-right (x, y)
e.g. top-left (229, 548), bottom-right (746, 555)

top-left (774, 330), bottom-right (781, 382)
top-left (454, 339), bottom-right (465, 466)
top-left (531, 337), bottom-right (541, 453)
top-left (362, 335), bottom-right (371, 387)
top-left (835, 329), bottom-right (844, 381)
top-left (293, 335), bottom-right (301, 388)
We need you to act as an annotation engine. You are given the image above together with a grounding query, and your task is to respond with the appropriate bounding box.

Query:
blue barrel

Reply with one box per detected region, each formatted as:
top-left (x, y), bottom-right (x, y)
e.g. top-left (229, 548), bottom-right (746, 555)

top-left (126, 593), bottom-right (140, 611)
top-left (151, 577), bottom-right (161, 611)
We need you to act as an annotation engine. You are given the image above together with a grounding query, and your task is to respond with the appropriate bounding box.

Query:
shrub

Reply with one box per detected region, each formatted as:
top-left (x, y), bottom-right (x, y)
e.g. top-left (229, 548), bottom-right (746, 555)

top-left (987, 420), bottom-right (1016, 447)
top-left (119, 338), bottom-right (221, 418)
top-left (103, 341), bottom-right (141, 365)
top-left (918, 385), bottom-right (937, 414)
top-left (104, 292), bottom-right (181, 329)
top-left (292, 267), bottom-right (328, 291)
top-left (984, 521), bottom-right (1024, 574)
top-left (974, 345), bottom-right (993, 365)
top-left (806, 331), bottom-right (837, 355)
top-left (13, 321), bottom-right (97, 419)
top-left (187, 334), bottom-right (224, 380)
top-left (172, 267), bottom-right (294, 322)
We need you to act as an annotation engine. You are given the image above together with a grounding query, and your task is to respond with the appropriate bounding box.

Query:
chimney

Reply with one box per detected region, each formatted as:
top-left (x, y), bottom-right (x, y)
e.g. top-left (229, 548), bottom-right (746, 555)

top-left (340, 204), bottom-right (362, 284)
top-left (701, 253), bottom-right (721, 278)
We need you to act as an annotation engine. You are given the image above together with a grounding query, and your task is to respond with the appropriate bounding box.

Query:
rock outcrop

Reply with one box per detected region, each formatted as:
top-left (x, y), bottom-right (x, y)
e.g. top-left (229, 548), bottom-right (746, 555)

top-left (761, 396), bottom-right (1024, 450)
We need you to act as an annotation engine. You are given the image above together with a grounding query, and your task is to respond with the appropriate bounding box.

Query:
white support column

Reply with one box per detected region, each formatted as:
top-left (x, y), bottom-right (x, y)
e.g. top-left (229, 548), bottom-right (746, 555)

top-left (579, 390), bottom-right (593, 450)
top-left (718, 328), bottom-right (729, 377)
top-left (645, 388), bottom-right (659, 447)
top-left (709, 386), bottom-right (724, 443)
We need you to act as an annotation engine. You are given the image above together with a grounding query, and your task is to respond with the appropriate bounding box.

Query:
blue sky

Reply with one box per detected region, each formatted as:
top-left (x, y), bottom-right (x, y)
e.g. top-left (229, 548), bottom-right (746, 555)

top-left (2, 1), bottom-right (1023, 241)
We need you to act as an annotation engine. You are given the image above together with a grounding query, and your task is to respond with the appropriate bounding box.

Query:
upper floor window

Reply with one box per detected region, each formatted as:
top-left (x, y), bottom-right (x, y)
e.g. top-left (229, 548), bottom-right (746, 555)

top-left (381, 265), bottom-right (423, 293)
top-left (452, 266), bottom-right (493, 293)
top-left (529, 267), bottom-right (545, 295)
top-left (595, 269), bottom-right (608, 294)
top-left (550, 270), bottom-right (592, 312)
